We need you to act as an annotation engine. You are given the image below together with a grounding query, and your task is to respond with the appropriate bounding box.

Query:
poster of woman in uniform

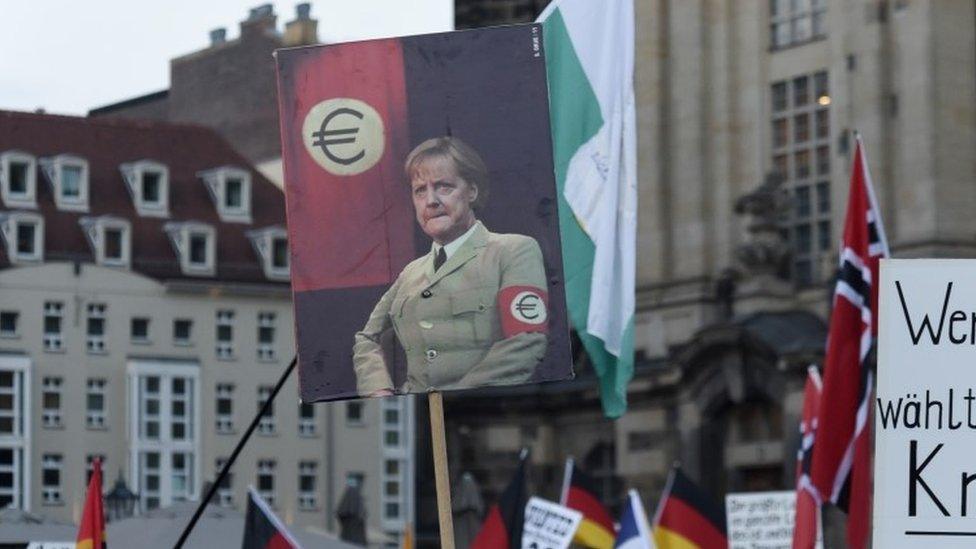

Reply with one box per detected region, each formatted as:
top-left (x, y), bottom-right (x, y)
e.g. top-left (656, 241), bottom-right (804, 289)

top-left (275, 24), bottom-right (572, 401)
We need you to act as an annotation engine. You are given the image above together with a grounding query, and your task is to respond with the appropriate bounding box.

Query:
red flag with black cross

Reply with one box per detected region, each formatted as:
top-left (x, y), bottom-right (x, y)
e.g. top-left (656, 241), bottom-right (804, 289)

top-left (242, 487), bottom-right (302, 549)
top-left (809, 134), bottom-right (888, 549)
top-left (470, 451), bottom-right (528, 549)
top-left (793, 366), bottom-right (823, 549)
top-left (76, 458), bottom-right (106, 549)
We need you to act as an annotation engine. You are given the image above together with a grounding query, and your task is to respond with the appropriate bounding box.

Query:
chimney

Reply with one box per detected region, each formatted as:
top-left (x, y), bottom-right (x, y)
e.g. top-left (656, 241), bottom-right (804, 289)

top-left (283, 3), bottom-right (318, 47)
top-left (209, 27), bottom-right (227, 46)
top-left (240, 3), bottom-right (277, 38)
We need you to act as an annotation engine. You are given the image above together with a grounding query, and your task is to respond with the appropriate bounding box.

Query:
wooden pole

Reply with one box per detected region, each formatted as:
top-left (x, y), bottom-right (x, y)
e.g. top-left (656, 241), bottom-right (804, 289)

top-left (428, 391), bottom-right (456, 549)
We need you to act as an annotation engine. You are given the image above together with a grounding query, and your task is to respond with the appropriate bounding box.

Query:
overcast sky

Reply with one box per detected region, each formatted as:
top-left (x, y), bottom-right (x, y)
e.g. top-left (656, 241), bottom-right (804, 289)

top-left (0, 0), bottom-right (453, 116)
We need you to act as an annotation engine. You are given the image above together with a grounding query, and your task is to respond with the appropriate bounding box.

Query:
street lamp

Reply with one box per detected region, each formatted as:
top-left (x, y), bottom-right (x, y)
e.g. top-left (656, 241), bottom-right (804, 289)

top-left (104, 470), bottom-right (139, 522)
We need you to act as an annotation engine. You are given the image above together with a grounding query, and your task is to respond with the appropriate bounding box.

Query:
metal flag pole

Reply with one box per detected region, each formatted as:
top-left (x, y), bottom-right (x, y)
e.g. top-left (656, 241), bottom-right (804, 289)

top-left (173, 355), bottom-right (298, 549)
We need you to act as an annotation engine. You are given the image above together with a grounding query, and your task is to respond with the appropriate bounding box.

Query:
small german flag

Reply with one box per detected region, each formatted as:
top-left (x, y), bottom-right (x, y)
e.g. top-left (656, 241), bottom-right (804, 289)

top-left (559, 458), bottom-right (615, 549)
top-left (76, 458), bottom-right (106, 549)
top-left (471, 452), bottom-right (528, 549)
top-left (652, 467), bottom-right (727, 549)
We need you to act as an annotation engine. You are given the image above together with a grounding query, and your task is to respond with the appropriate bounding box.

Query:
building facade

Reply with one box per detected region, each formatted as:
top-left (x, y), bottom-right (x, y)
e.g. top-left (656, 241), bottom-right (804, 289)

top-left (0, 111), bottom-right (414, 545)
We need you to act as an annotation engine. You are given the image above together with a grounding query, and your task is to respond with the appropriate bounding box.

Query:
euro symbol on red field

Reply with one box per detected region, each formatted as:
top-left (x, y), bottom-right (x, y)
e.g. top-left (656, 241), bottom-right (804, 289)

top-left (311, 107), bottom-right (365, 165)
top-left (515, 294), bottom-right (541, 320)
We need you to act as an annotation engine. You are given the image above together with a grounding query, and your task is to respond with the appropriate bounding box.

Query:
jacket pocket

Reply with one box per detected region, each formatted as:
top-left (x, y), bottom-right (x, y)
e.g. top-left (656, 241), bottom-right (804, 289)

top-left (450, 289), bottom-right (489, 346)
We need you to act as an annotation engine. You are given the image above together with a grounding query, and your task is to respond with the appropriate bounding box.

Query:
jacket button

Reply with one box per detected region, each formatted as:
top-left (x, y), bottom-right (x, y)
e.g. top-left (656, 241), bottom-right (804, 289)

top-left (421, 290), bottom-right (432, 298)
top-left (425, 349), bottom-right (438, 361)
top-left (419, 320), bottom-right (433, 329)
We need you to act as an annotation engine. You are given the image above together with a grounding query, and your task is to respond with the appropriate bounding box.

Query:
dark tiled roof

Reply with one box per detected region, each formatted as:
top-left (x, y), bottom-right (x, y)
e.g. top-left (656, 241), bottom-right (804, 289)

top-left (0, 110), bottom-right (287, 285)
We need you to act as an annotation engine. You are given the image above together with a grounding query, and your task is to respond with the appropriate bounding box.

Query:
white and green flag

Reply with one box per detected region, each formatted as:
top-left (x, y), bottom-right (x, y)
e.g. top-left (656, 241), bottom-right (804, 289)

top-left (538, 0), bottom-right (636, 418)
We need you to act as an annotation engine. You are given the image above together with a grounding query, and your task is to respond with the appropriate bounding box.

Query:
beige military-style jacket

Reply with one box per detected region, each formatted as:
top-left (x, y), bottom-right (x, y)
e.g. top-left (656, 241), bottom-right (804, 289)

top-left (353, 222), bottom-right (548, 394)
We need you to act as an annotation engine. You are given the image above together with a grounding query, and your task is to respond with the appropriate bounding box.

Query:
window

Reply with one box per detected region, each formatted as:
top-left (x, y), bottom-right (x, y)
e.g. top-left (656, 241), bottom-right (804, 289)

top-left (131, 317), bottom-right (150, 343)
top-left (42, 376), bottom-right (62, 428)
top-left (120, 160), bottom-right (169, 217)
top-left (86, 303), bottom-right (107, 353)
top-left (346, 401), bottom-right (364, 425)
top-left (216, 384), bottom-right (234, 433)
top-left (0, 311), bottom-right (18, 338)
top-left (215, 458), bottom-right (233, 507)
top-left (43, 301), bottom-right (63, 351)
top-left (627, 431), bottom-right (656, 452)
top-left (0, 213), bottom-right (44, 264)
top-left (257, 312), bottom-right (276, 361)
top-left (199, 167), bottom-right (252, 223)
top-left (770, 0), bottom-right (827, 49)
top-left (79, 216), bottom-right (131, 267)
top-left (216, 310), bottom-right (234, 359)
top-left (0, 151), bottom-right (36, 208)
top-left (346, 472), bottom-right (365, 490)
top-left (299, 403), bottom-right (316, 436)
top-left (0, 359), bottom-right (28, 510)
top-left (299, 461), bottom-right (317, 510)
top-left (770, 70), bottom-right (832, 286)
top-left (42, 454), bottom-right (63, 504)
top-left (40, 155), bottom-right (89, 211)
top-left (173, 319), bottom-right (192, 345)
top-left (86, 378), bottom-right (107, 429)
top-left (130, 361), bottom-right (199, 512)
top-left (86, 454), bottom-right (106, 487)
top-left (257, 386), bottom-right (275, 435)
top-left (246, 227), bottom-right (290, 281)
top-left (163, 222), bottom-right (216, 276)
top-left (257, 460), bottom-right (276, 507)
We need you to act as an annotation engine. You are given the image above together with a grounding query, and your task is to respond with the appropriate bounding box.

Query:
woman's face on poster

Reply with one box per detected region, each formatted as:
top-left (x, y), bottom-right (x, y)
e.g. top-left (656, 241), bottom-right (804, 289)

top-left (410, 154), bottom-right (479, 245)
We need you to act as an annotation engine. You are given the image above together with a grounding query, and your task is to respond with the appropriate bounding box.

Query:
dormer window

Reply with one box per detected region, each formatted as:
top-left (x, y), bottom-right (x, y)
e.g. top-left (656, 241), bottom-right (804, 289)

top-left (0, 212), bottom-right (44, 263)
top-left (79, 216), bottom-right (131, 268)
top-left (1, 151), bottom-right (37, 209)
top-left (199, 167), bottom-right (252, 223)
top-left (40, 155), bottom-right (89, 212)
top-left (164, 222), bottom-right (216, 276)
top-left (246, 226), bottom-right (290, 281)
top-left (120, 160), bottom-right (169, 217)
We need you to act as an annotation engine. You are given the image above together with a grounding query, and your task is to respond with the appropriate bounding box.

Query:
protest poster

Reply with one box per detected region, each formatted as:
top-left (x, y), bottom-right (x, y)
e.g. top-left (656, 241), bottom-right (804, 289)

top-left (725, 491), bottom-right (801, 549)
top-left (274, 25), bottom-right (573, 401)
top-left (522, 496), bottom-right (583, 549)
top-left (874, 259), bottom-right (976, 546)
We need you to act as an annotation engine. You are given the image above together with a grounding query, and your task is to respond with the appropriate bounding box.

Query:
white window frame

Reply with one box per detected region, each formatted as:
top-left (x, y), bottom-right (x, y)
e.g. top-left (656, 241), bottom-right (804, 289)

top-left (41, 377), bottom-right (62, 429)
top-left (380, 396), bottom-right (414, 531)
top-left (257, 312), bottom-right (276, 362)
top-left (215, 457), bottom-right (234, 507)
top-left (41, 453), bottom-right (63, 505)
top-left (216, 310), bottom-right (234, 360)
top-left (299, 402), bottom-right (316, 437)
top-left (127, 359), bottom-right (201, 513)
top-left (86, 378), bottom-right (107, 429)
top-left (298, 461), bottom-right (317, 510)
top-left (164, 222), bottom-right (216, 277)
top-left (198, 166), bottom-right (252, 223)
top-left (246, 226), bottom-right (290, 281)
top-left (0, 212), bottom-right (44, 264)
top-left (0, 356), bottom-right (31, 511)
top-left (40, 154), bottom-right (89, 212)
top-left (120, 160), bottom-right (170, 217)
top-left (86, 303), bottom-right (107, 354)
top-left (256, 459), bottom-right (276, 507)
top-left (0, 151), bottom-right (37, 209)
top-left (215, 383), bottom-right (234, 434)
top-left (257, 386), bottom-right (275, 435)
top-left (173, 318), bottom-right (193, 346)
top-left (42, 301), bottom-right (63, 352)
top-left (79, 216), bottom-right (131, 268)
top-left (130, 317), bottom-right (150, 344)
top-left (0, 311), bottom-right (19, 339)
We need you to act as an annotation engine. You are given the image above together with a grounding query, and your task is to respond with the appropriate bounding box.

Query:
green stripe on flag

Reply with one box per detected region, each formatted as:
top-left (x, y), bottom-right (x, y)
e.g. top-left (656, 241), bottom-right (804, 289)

top-left (543, 9), bottom-right (633, 418)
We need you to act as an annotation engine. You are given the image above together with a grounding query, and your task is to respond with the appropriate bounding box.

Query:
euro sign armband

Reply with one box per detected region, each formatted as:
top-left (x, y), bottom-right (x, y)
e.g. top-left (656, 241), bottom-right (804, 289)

top-left (498, 285), bottom-right (549, 337)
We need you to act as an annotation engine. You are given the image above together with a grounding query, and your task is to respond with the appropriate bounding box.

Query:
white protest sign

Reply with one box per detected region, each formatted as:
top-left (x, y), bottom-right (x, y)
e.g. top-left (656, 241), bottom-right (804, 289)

top-left (522, 496), bottom-right (583, 549)
top-left (725, 491), bottom-right (798, 549)
top-left (875, 259), bottom-right (976, 546)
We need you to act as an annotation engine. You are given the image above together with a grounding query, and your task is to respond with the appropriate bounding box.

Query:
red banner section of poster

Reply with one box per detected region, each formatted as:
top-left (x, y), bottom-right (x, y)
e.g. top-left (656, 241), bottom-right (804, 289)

top-left (277, 39), bottom-right (415, 292)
